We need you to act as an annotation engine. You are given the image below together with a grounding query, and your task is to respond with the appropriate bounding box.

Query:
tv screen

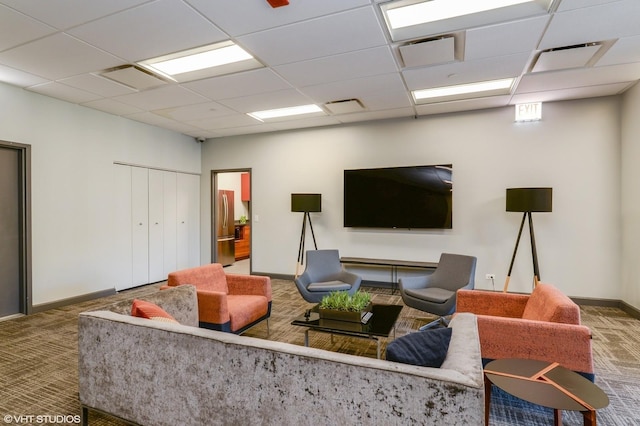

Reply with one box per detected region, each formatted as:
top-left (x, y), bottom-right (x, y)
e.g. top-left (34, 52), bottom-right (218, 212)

top-left (344, 165), bottom-right (452, 229)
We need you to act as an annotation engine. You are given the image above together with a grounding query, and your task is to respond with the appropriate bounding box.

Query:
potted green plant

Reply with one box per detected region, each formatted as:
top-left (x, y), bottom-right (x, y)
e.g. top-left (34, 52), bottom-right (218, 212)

top-left (318, 290), bottom-right (372, 323)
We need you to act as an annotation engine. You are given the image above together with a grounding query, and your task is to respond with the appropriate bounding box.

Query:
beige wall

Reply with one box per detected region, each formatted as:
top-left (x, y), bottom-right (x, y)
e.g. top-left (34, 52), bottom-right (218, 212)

top-left (201, 96), bottom-right (622, 301)
top-left (0, 82), bottom-right (201, 305)
top-left (621, 82), bottom-right (640, 310)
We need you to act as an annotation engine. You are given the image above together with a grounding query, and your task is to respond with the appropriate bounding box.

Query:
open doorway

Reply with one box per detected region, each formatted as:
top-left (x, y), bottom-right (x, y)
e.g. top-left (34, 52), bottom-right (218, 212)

top-left (212, 169), bottom-right (251, 275)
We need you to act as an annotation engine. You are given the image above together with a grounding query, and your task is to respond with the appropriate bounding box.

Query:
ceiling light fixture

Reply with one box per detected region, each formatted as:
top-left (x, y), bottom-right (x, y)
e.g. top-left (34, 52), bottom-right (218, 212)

top-left (381, 0), bottom-right (555, 41)
top-left (386, 0), bottom-right (533, 29)
top-left (412, 78), bottom-right (515, 103)
top-left (138, 41), bottom-right (262, 83)
top-left (248, 104), bottom-right (324, 121)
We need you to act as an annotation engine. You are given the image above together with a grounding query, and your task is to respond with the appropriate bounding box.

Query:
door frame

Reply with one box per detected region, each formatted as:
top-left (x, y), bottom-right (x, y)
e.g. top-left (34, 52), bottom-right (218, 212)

top-left (211, 168), bottom-right (252, 271)
top-left (0, 140), bottom-right (32, 317)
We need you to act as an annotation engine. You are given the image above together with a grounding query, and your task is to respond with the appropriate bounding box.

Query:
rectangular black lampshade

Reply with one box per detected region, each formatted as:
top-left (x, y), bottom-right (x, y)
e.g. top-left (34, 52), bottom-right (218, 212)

top-left (291, 193), bottom-right (322, 212)
top-left (506, 188), bottom-right (552, 212)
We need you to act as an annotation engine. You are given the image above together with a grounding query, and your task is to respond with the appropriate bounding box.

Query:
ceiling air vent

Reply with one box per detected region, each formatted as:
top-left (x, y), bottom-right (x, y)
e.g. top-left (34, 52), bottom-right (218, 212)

top-left (399, 35), bottom-right (459, 68)
top-left (531, 43), bottom-right (603, 73)
top-left (100, 65), bottom-right (168, 90)
top-left (324, 99), bottom-right (365, 114)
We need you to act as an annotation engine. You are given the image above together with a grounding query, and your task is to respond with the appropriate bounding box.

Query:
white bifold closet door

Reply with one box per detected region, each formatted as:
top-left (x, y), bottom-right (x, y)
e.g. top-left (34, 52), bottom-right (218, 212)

top-left (114, 164), bottom-right (199, 291)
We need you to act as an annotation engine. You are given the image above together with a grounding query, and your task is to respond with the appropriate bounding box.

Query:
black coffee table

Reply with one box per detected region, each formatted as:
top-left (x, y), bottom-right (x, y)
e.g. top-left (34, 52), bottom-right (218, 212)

top-left (291, 304), bottom-right (403, 359)
top-left (484, 358), bottom-right (609, 426)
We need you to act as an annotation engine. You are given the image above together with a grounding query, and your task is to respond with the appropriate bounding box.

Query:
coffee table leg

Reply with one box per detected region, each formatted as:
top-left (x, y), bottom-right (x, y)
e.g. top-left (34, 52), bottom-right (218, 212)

top-left (484, 375), bottom-right (492, 426)
top-left (582, 409), bottom-right (596, 426)
top-left (304, 330), bottom-right (309, 347)
top-left (554, 409), bottom-right (562, 426)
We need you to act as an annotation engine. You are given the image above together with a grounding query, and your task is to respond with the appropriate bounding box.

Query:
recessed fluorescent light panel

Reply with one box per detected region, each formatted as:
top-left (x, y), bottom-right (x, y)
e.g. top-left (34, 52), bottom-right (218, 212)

top-left (248, 104), bottom-right (324, 122)
top-left (138, 41), bottom-right (262, 83)
top-left (381, 0), bottom-right (555, 41)
top-left (412, 78), bottom-right (515, 104)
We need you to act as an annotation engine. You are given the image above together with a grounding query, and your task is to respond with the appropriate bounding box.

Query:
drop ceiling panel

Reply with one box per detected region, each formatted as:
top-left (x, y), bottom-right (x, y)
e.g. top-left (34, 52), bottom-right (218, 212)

top-left (0, 33), bottom-right (123, 80)
top-left (218, 88), bottom-right (315, 113)
top-left (154, 102), bottom-right (235, 122)
top-left (361, 88), bottom-right (414, 111)
top-left (511, 82), bottom-right (631, 104)
top-left (59, 74), bottom-right (137, 97)
top-left (269, 115), bottom-right (342, 131)
top-left (186, 0), bottom-right (370, 36)
top-left (0, 4), bottom-right (55, 51)
top-left (82, 98), bottom-right (144, 116)
top-left (0, 64), bottom-right (48, 87)
top-left (516, 62), bottom-right (640, 93)
top-left (274, 46), bottom-right (398, 87)
top-left (67, 0), bottom-right (228, 62)
top-left (183, 68), bottom-right (292, 101)
top-left (125, 111), bottom-right (204, 134)
top-left (0, 0), bottom-right (149, 30)
top-left (112, 85), bottom-right (210, 110)
top-left (414, 95), bottom-right (511, 116)
top-left (28, 82), bottom-right (102, 104)
top-left (597, 35), bottom-right (640, 66)
top-left (237, 7), bottom-right (387, 66)
top-left (300, 73), bottom-right (407, 105)
top-left (402, 53), bottom-right (529, 91)
top-left (335, 107), bottom-right (415, 124)
top-left (539, 0), bottom-right (640, 50)
top-left (465, 16), bottom-right (550, 61)
top-left (208, 124), bottom-right (279, 138)
top-left (188, 113), bottom-right (263, 131)
top-left (556, 0), bottom-right (622, 12)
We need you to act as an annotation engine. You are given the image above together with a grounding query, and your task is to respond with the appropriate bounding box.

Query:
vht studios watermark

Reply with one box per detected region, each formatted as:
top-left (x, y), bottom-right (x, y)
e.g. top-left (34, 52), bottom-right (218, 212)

top-left (3, 414), bottom-right (81, 424)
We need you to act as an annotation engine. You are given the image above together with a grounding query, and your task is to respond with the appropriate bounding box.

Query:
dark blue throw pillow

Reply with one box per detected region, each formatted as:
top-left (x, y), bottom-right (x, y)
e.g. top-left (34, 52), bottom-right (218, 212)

top-left (385, 327), bottom-right (453, 368)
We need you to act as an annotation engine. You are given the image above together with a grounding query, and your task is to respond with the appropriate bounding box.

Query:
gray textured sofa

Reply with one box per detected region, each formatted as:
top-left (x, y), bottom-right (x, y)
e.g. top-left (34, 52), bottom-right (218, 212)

top-left (78, 285), bottom-right (485, 425)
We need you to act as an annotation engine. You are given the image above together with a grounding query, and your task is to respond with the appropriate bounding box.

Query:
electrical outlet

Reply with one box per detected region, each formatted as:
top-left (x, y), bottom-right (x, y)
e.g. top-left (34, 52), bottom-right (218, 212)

top-left (485, 273), bottom-right (495, 280)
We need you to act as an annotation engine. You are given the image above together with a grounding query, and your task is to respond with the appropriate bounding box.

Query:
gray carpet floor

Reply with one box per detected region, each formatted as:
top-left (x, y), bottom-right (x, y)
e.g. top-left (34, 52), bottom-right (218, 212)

top-left (1, 279), bottom-right (639, 425)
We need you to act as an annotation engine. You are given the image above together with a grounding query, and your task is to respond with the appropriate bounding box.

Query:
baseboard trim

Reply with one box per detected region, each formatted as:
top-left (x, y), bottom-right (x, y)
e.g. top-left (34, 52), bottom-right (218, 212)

top-left (32, 288), bottom-right (117, 314)
top-left (620, 300), bottom-right (640, 319)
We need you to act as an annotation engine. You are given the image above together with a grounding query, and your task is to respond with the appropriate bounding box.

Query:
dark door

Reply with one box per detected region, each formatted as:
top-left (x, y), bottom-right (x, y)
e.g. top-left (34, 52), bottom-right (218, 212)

top-left (0, 146), bottom-right (21, 317)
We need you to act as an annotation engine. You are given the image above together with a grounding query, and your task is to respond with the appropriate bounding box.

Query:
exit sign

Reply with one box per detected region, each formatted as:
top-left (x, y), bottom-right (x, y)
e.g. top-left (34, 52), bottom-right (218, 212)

top-left (515, 102), bottom-right (542, 122)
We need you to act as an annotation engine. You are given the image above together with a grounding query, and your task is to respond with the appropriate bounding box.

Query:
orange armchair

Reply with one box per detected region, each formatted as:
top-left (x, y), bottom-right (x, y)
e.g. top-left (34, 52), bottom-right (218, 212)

top-left (456, 283), bottom-right (594, 378)
top-left (163, 263), bottom-right (272, 334)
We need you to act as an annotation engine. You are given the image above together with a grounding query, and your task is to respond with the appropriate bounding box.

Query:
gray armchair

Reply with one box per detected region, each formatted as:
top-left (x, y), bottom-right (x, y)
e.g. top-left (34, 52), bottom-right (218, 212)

top-left (294, 250), bottom-right (362, 303)
top-left (399, 253), bottom-right (476, 330)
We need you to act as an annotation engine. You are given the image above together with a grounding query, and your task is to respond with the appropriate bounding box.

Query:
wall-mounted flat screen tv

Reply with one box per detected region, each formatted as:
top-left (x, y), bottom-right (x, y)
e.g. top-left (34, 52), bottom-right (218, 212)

top-left (344, 164), bottom-right (452, 229)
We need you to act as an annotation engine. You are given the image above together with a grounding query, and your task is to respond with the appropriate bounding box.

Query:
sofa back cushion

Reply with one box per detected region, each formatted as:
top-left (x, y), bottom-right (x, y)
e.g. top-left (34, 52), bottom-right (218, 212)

top-left (521, 283), bottom-right (581, 324)
top-left (168, 263), bottom-right (229, 293)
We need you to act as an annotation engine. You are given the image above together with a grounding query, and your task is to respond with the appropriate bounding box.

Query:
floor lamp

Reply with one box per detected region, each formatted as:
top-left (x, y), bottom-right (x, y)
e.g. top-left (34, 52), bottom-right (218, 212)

top-left (503, 187), bottom-right (552, 293)
top-left (292, 193), bottom-right (321, 277)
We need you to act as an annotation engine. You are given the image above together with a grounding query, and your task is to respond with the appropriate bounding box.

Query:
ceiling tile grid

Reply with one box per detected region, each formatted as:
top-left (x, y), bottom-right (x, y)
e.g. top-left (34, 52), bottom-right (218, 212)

top-left (0, 0), bottom-right (638, 139)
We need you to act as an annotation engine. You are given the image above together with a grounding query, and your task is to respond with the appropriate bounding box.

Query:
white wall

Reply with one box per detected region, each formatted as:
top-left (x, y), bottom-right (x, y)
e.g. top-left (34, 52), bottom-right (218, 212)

top-left (0, 82), bottom-right (200, 306)
top-left (621, 82), bottom-right (640, 310)
top-left (201, 97), bottom-right (621, 299)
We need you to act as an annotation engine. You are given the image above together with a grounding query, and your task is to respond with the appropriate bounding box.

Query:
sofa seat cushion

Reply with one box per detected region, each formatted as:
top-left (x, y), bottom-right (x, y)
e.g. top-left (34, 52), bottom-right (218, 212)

top-left (386, 327), bottom-right (453, 367)
top-left (522, 283), bottom-right (580, 324)
top-left (307, 281), bottom-right (352, 292)
top-left (227, 295), bottom-right (268, 332)
top-left (405, 287), bottom-right (454, 304)
top-left (131, 299), bottom-right (179, 324)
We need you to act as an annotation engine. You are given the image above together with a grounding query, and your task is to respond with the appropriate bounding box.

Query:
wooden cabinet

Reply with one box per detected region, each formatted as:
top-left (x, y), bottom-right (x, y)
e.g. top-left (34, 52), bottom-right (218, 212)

top-left (235, 223), bottom-right (250, 260)
top-left (241, 172), bottom-right (250, 201)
